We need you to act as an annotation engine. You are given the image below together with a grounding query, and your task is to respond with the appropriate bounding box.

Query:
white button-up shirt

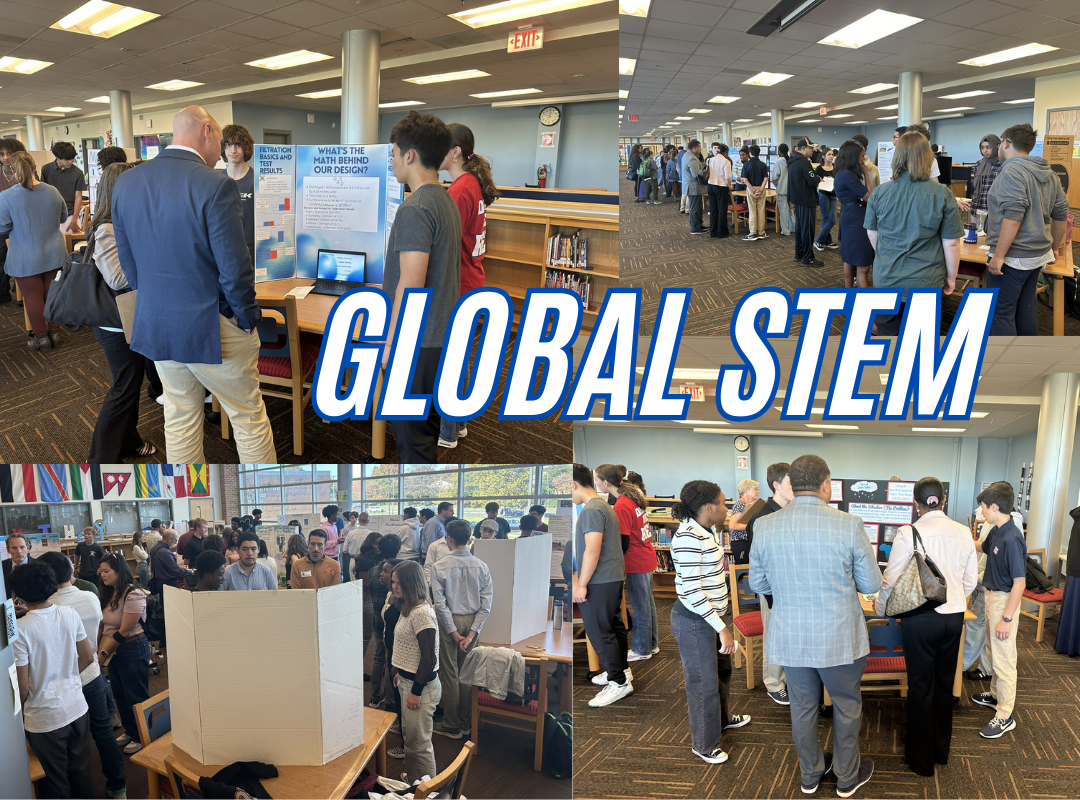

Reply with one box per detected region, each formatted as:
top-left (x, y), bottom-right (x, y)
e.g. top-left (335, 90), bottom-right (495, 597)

top-left (876, 510), bottom-right (978, 615)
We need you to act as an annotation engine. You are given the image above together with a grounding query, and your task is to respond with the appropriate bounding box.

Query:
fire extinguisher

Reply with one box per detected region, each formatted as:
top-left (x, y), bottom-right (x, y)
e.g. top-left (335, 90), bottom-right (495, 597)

top-left (537, 164), bottom-right (548, 188)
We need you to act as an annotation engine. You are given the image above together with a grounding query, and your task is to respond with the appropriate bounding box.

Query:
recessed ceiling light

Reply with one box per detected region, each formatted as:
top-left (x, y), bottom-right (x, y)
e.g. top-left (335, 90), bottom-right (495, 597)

top-left (826, 114), bottom-right (852, 118)
top-left (792, 101), bottom-right (825, 108)
top-left (247, 50), bottom-right (332, 70)
top-left (936, 106), bottom-right (974, 112)
top-left (145, 79), bottom-right (203, 90)
top-left (619, 0), bottom-right (650, 16)
top-left (618, 58), bottom-right (636, 75)
top-left (960, 43), bottom-right (1058, 67)
top-left (450, 0), bottom-right (608, 28)
top-left (743, 72), bottom-right (792, 86)
top-left (470, 88), bottom-right (541, 98)
top-left (619, 105), bottom-right (625, 111)
top-left (48, 106), bottom-right (80, 112)
top-left (405, 69), bottom-right (490, 84)
top-left (86, 96), bottom-right (110, 103)
top-left (877, 115), bottom-right (898, 120)
top-left (757, 112), bottom-right (772, 117)
top-left (296, 88), bottom-right (340, 98)
top-left (1002, 97), bottom-right (1035, 104)
top-left (675, 116), bottom-right (693, 120)
top-left (733, 118), bottom-right (753, 122)
top-left (849, 83), bottom-right (896, 94)
top-left (818, 10), bottom-right (922, 49)
top-left (658, 125), bottom-right (672, 128)
top-left (687, 108), bottom-right (710, 113)
top-left (969, 411), bottom-right (989, 418)
top-left (0, 57), bottom-right (53, 74)
top-left (378, 100), bottom-right (425, 108)
top-left (806, 424), bottom-right (860, 430)
top-left (52, 2), bottom-right (159, 38)
top-left (776, 407), bottom-right (827, 414)
top-left (619, 89), bottom-right (628, 98)
top-left (666, 121), bottom-right (680, 125)
top-left (707, 95), bottom-right (740, 104)
top-left (938, 90), bottom-right (994, 99)
top-left (844, 120), bottom-right (868, 124)
top-left (875, 104), bottom-right (898, 110)
top-left (912, 427), bottom-right (967, 433)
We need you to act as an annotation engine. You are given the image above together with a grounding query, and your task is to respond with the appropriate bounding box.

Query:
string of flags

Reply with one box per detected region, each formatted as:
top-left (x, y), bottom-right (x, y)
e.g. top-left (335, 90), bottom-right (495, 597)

top-left (0, 464), bottom-right (211, 503)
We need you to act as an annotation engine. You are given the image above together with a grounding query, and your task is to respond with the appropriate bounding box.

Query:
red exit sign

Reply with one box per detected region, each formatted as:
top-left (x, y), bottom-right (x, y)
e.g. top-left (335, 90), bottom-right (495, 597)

top-left (629, 115), bottom-right (638, 121)
top-left (508, 26), bottom-right (544, 53)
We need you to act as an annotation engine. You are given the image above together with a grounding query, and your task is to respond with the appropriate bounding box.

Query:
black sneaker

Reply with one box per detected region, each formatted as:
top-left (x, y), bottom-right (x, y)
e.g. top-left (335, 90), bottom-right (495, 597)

top-left (802, 258), bottom-right (825, 267)
top-left (757, 232), bottom-right (769, 240)
top-left (768, 689), bottom-right (790, 706)
top-left (802, 757), bottom-right (833, 794)
top-left (723, 714), bottom-right (751, 730)
top-left (966, 669), bottom-right (991, 681)
top-left (836, 757), bottom-right (873, 798)
top-left (825, 242), bottom-right (839, 249)
top-left (690, 228), bottom-right (708, 235)
top-left (692, 746), bottom-right (728, 764)
top-left (979, 715), bottom-right (1016, 739)
top-left (742, 233), bottom-right (758, 241)
top-left (970, 692), bottom-right (998, 708)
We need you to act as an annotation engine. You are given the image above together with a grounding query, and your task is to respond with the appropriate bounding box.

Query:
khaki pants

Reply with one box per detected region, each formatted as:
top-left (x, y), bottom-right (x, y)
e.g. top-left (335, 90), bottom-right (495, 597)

top-left (747, 187), bottom-right (767, 235)
top-left (439, 611), bottom-right (479, 732)
top-left (155, 314), bottom-right (276, 463)
top-left (759, 594), bottom-right (785, 693)
top-left (984, 590), bottom-right (1019, 717)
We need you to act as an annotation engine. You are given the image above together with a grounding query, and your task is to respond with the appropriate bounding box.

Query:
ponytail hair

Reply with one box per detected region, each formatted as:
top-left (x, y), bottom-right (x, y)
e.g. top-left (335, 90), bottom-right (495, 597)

top-left (448, 123), bottom-right (498, 207)
top-left (671, 480), bottom-right (723, 523)
top-left (11, 151), bottom-right (36, 190)
top-left (913, 476), bottom-right (945, 511)
top-left (595, 463), bottom-right (647, 510)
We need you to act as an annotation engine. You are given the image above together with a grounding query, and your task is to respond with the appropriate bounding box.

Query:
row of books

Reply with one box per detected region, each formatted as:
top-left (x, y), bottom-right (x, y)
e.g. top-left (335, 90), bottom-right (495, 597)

top-left (546, 231), bottom-right (589, 269)
top-left (544, 269), bottom-right (591, 308)
top-left (653, 549), bottom-right (676, 574)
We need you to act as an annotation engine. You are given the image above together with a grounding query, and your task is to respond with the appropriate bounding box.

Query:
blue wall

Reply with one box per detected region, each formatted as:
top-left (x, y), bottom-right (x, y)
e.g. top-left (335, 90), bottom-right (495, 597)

top-left (557, 100), bottom-right (618, 190)
top-left (232, 103), bottom-right (342, 146)
top-left (860, 107), bottom-right (1034, 166)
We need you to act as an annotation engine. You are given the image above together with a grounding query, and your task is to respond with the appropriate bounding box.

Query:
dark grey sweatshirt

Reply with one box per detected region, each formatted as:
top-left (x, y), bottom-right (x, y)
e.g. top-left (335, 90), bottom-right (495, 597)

top-left (985, 154), bottom-right (1069, 259)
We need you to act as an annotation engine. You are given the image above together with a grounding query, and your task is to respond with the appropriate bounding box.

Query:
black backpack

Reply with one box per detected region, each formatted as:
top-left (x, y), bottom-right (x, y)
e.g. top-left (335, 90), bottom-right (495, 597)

top-left (542, 711), bottom-right (572, 779)
top-left (1025, 557), bottom-right (1054, 593)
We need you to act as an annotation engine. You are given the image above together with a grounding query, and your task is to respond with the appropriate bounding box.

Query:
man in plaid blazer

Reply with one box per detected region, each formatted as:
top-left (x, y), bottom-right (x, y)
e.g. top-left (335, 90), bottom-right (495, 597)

top-left (750, 455), bottom-right (882, 797)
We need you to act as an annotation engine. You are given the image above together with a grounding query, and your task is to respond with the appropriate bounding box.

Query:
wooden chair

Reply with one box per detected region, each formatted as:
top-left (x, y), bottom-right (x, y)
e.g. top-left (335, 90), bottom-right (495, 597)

top-left (862, 618), bottom-right (907, 697)
top-left (1022, 549), bottom-right (1065, 642)
top-left (26, 742), bottom-right (45, 799)
top-left (219, 295), bottom-right (321, 455)
top-left (413, 741), bottom-right (475, 799)
top-left (470, 656), bottom-right (548, 771)
top-left (164, 756), bottom-right (204, 799)
top-left (134, 689), bottom-right (171, 748)
top-left (727, 562), bottom-right (762, 689)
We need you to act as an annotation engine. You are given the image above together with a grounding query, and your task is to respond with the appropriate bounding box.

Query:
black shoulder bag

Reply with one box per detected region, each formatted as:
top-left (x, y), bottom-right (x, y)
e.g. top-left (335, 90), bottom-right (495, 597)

top-left (43, 231), bottom-right (126, 330)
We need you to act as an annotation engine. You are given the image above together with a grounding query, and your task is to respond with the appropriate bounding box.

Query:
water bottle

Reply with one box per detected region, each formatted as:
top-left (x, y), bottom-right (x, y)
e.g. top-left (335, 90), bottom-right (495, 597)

top-left (553, 598), bottom-right (563, 630)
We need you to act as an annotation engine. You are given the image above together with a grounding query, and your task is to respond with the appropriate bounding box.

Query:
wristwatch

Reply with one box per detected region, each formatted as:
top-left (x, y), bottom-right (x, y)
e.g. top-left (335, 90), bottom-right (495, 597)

top-left (1002, 616), bottom-right (1012, 623)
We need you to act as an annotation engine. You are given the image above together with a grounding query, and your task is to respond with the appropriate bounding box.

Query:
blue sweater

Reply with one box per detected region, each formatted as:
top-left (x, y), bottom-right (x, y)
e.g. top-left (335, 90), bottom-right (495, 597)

top-left (0, 183), bottom-right (68, 277)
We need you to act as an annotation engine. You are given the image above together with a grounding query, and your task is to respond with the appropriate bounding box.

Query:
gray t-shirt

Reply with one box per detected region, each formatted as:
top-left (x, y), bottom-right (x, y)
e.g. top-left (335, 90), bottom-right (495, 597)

top-left (382, 183), bottom-right (462, 348)
top-left (575, 496), bottom-right (624, 586)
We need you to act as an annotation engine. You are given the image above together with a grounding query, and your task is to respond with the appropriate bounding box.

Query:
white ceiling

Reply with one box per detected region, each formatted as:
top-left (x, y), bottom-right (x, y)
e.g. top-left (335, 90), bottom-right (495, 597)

top-left (619, 0), bottom-right (1080, 136)
top-left (0, 0), bottom-right (617, 123)
top-left (579, 336), bottom-right (1080, 439)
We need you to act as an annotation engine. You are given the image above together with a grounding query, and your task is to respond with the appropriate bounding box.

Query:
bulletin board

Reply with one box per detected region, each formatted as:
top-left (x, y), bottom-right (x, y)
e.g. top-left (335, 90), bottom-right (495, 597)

top-left (830, 479), bottom-right (949, 563)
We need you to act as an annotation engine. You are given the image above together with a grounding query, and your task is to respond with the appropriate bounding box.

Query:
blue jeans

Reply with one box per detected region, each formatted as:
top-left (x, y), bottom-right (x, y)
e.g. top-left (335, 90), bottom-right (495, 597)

top-left (963, 584), bottom-right (992, 672)
top-left (83, 673), bottom-right (127, 794)
top-left (440, 418), bottom-right (464, 443)
top-left (985, 264), bottom-right (1042, 335)
top-left (370, 633), bottom-right (389, 706)
top-left (671, 600), bottom-right (731, 755)
top-left (625, 572), bottom-right (658, 655)
top-left (108, 636), bottom-right (151, 740)
top-left (816, 194), bottom-right (837, 245)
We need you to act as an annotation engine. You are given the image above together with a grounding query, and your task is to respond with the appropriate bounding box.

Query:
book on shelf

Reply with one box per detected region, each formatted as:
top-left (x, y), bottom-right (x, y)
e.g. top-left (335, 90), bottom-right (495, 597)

top-left (653, 549), bottom-right (675, 574)
top-left (544, 268), bottom-right (591, 309)
top-left (546, 230), bottom-right (589, 270)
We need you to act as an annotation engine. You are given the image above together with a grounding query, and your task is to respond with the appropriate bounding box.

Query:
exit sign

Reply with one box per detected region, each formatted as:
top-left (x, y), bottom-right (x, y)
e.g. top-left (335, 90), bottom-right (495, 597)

top-left (629, 115), bottom-right (638, 121)
top-left (680, 384), bottom-right (705, 402)
top-left (819, 106), bottom-right (829, 115)
top-left (508, 26), bottom-right (544, 52)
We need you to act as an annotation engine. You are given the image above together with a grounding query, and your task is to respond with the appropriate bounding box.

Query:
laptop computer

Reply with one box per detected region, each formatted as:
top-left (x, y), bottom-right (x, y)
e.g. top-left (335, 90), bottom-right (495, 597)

top-left (311, 249), bottom-right (367, 296)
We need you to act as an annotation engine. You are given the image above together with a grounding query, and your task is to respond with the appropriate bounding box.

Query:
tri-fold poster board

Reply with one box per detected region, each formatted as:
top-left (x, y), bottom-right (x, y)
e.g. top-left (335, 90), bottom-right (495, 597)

top-left (829, 479), bottom-right (950, 562)
top-left (474, 534), bottom-right (552, 645)
top-left (253, 144), bottom-right (399, 286)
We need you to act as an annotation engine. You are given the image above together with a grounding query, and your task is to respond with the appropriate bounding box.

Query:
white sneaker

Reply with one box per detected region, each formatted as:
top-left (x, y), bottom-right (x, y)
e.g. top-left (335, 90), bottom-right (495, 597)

top-left (627, 650), bottom-right (652, 662)
top-left (155, 395), bottom-right (164, 406)
top-left (588, 680), bottom-right (633, 708)
top-left (437, 437), bottom-right (459, 449)
top-left (123, 740), bottom-right (143, 754)
top-left (388, 747), bottom-right (405, 759)
top-left (590, 667), bottom-right (632, 685)
top-left (649, 646), bottom-right (660, 655)
top-left (459, 425), bottom-right (468, 438)
top-left (389, 720), bottom-right (401, 735)
top-left (115, 733), bottom-right (132, 746)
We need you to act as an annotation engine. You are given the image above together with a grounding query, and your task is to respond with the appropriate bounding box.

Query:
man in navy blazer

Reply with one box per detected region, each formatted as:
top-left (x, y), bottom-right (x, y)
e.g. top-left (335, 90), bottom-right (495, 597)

top-left (113, 106), bottom-right (275, 463)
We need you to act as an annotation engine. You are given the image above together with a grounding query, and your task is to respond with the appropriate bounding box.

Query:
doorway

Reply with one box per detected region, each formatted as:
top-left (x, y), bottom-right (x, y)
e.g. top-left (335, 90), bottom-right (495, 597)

top-left (263, 130), bottom-right (291, 145)
top-left (189, 498), bottom-right (216, 522)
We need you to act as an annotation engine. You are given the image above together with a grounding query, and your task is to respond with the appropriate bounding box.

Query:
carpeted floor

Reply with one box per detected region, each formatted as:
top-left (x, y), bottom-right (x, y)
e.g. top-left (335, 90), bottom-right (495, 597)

top-left (574, 595), bottom-right (1080, 800)
top-left (0, 299), bottom-right (571, 464)
top-left (618, 171), bottom-right (1080, 338)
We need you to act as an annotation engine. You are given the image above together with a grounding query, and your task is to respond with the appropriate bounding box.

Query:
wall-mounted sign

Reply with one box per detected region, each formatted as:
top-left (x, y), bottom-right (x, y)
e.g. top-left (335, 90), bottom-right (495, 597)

top-left (540, 132), bottom-right (555, 147)
top-left (679, 384), bottom-right (705, 402)
top-left (508, 26), bottom-right (544, 53)
top-left (629, 115), bottom-right (638, 122)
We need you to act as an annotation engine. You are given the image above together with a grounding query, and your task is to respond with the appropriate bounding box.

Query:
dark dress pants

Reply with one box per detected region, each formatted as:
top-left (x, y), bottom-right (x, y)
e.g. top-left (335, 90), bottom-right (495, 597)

top-left (900, 609), bottom-right (964, 775)
top-left (579, 579), bottom-right (628, 685)
top-left (688, 194), bottom-right (704, 231)
top-left (985, 265), bottom-right (1042, 336)
top-left (25, 713), bottom-right (95, 800)
top-left (90, 327), bottom-right (160, 462)
top-left (794, 205), bottom-right (816, 262)
top-left (708, 185), bottom-right (730, 237)
top-left (389, 347), bottom-right (442, 464)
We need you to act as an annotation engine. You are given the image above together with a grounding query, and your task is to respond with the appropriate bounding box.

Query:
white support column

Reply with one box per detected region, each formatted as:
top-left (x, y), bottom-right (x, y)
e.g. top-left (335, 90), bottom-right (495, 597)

top-left (771, 109), bottom-right (785, 149)
top-left (722, 121), bottom-right (732, 145)
top-left (25, 115), bottom-right (43, 150)
top-left (341, 29), bottom-right (381, 145)
top-left (898, 71), bottom-right (923, 128)
top-left (109, 89), bottom-right (133, 148)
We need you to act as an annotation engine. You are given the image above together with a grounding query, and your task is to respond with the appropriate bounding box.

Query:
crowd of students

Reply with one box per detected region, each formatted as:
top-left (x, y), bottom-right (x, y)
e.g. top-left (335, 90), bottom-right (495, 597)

top-left (0, 107), bottom-right (500, 464)
top-left (626, 120), bottom-right (1069, 336)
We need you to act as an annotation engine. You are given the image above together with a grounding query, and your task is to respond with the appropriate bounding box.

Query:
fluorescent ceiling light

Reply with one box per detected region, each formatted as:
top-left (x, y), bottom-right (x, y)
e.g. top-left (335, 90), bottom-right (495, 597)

top-left (296, 88), bottom-right (341, 98)
top-left (878, 115), bottom-right (898, 120)
top-left (619, 105), bottom-right (625, 110)
top-left (1002, 97), bottom-right (1035, 104)
top-left (818, 10), bottom-right (922, 49)
top-left (875, 104), bottom-right (898, 110)
top-left (619, 89), bottom-right (628, 98)
top-left (619, 114), bottom-right (622, 118)
top-left (969, 412), bottom-right (989, 418)
top-left (635, 368), bottom-right (717, 380)
top-left (450, 0), bottom-right (608, 28)
top-left (145, 79), bottom-right (203, 90)
top-left (619, 0), bottom-right (650, 16)
top-left (86, 96), bottom-right (110, 103)
top-left (806, 424), bottom-right (860, 430)
top-left (936, 106), bottom-right (974, 112)
top-left (48, 106), bottom-right (80, 112)
top-left (849, 83), bottom-right (896, 94)
top-left (676, 419), bottom-right (729, 425)
top-left (776, 407), bottom-right (827, 414)
top-left (658, 125), bottom-right (672, 128)
top-left (792, 101), bottom-right (825, 108)
top-left (379, 100), bottom-right (425, 108)
top-left (733, 118), bottom-right (753, 122)
top-left (247, 50), bottom-right (332, 70)
top-left (688, 108), bottom-right (710, 113)
top-left (675, 116), bottom-right (693, 120)
top-left (619, 58), bottom-right (636, 75)
top-left (405, 69), bottom-right (490, 84)
top-left (470, 88), bottom-right (541, 98)
top-left (666, 121), bottom-right (680, 125)
top-left (707, 95), bottom-right (740, 104)
top-left (960, 43), bottom-right (1058, 67)
top-left (826, 114), bottom-right (852, 118)
top-left (0, 58), bottom-right (53, 74)
top-left (757, 112), bottom-right (772, 117)
top-left (912, 427), bottom-right (967, 433)
top-left (938, 90), bottom-right (994, 99)
top-left (52, 2), bottom-right (158, 38)
top-left (844, 120), bottom-right (868, 124)
top-left (743, 72), bottom-right (792, 87)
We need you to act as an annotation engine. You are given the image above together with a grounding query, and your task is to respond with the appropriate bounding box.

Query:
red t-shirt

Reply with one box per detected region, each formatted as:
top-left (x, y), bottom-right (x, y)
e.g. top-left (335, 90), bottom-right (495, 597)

top-left (615, 495), bottom-right (657, 574)
top-left (449, 172), bottom-right (487, 295)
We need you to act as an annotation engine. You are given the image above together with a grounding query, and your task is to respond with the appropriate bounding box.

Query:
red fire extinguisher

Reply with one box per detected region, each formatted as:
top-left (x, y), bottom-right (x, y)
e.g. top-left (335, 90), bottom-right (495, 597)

top-left (537, 164), bottom-right (548, 188)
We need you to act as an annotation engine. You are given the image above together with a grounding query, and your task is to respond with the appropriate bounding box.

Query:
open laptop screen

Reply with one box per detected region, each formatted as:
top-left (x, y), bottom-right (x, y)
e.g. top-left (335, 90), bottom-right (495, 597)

top-left (316, 249), bottom-right (366, 283)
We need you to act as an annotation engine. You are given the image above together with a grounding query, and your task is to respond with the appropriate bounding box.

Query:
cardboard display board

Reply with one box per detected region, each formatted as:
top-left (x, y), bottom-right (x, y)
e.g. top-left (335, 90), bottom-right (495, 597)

top-left (253, 145), bottom-right (297, 281)
top-left (474, 535), bottom-right (551, 644)
top-left (877, 142), bottom-right (895, 182)
top-left (547, 513), bottom-right (571, 580)
top-left (832, 479), bottom-right (949, 562)
top-left (258, 524), bottom-right (298, 575)
top-left (164, 582), bottom-right (365, 766)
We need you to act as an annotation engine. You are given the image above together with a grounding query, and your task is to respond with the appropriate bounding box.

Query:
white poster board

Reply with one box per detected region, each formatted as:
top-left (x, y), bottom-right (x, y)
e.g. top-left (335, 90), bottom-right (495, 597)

top-left (474, 535), bottom-right (551, 644)
top-left (877, 142), bottom-right (895, 182)
top-left (548, 514), bottom-right (572, 580)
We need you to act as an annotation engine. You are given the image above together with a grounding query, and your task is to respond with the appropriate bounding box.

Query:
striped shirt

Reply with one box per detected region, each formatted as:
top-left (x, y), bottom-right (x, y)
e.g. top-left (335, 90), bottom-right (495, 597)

top-left (672, 518), bottom-right (728, 633)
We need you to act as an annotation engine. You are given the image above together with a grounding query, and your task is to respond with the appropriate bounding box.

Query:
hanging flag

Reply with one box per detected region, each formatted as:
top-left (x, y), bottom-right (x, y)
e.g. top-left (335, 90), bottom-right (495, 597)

top-left (188, 464), bottom-right (210, 497)
top-left (68, 464), bottom-right (84, 501)
top-left (103, 472), bottom-right (131, 497)
top-left (162, 464), bottom-right (187, 498)
top-left (81, 464), bottom-right (104, 500)
top-left (147, 464), bottom-right (161, 498)
top-left (37, 465), bottom-right (70, 503)
top-left (134, 465), bottom-right (155, 498)
top-left (0, 465), bottom-right (13, 503)
top-left (8, 465), bottom-right (38, 503)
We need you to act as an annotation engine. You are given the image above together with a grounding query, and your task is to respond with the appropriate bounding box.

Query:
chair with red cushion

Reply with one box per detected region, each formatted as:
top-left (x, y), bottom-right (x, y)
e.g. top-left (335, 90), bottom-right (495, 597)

top-left (728, 563), bottom-right (763, 689)
top-left (863, 617), bottom-right (907, 697)
top-left (470, 656), bottom-right (549, 771)
top-left (1022, 549), bottom-right (1065, 642)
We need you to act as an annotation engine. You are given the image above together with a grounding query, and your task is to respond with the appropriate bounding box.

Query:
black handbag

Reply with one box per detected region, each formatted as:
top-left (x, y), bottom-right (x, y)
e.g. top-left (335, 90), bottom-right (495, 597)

top-left (43, 231), bottom-right (126, 329)
top-left (884, 524), bottom-right (949, 618)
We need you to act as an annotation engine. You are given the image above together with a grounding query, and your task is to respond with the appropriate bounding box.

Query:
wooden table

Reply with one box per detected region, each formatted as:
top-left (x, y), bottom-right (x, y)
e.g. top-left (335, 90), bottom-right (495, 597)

top-left (253, 277), bottom-right (386, 459)
top-left (730, 189), bottom-right (779, 235)
top-left (130, 708), bottom-right (396, 800)
top-left (958, 237), bottom-right (1074, 335)
top-left (487, 620), bottom-right (572, 711)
